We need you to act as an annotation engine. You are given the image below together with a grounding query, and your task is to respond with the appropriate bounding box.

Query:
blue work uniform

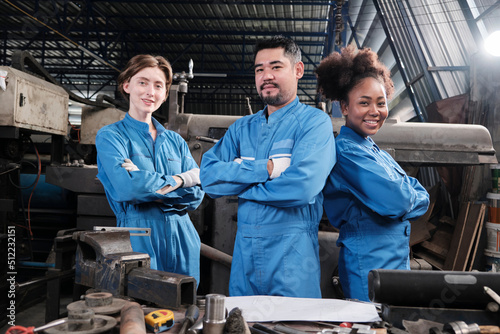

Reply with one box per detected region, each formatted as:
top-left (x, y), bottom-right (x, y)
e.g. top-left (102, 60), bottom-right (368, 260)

top-left (323, 126), bottom-right (429, 302)
top-left (200, 97), bottom-right (336, 297)
top-left (95, 114), bottom-right (204, 284)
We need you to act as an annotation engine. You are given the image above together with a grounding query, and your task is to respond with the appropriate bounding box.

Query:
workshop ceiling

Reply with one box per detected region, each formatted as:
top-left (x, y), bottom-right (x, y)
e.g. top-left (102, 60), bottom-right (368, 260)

top-left (1, 0), bottom-right (500, 119)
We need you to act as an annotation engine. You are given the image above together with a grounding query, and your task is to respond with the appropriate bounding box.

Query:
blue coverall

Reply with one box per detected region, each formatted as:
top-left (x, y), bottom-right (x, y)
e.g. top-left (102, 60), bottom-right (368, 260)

top-left (323, 126), bottom-right (430, 301)
top-left (200, 97), bottom-right (336, 297)
top-left (95, 114), bottom-right (204, 284)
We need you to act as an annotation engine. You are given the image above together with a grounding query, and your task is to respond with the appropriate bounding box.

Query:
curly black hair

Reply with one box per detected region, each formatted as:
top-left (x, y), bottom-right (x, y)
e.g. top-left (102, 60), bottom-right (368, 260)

top-left (315, 45), bottom-right (394, 102)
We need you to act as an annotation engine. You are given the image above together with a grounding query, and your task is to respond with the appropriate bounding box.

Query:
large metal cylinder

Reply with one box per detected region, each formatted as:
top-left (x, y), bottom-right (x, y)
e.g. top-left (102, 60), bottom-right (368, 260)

top-left (369, 269), bottom-right (500, 309)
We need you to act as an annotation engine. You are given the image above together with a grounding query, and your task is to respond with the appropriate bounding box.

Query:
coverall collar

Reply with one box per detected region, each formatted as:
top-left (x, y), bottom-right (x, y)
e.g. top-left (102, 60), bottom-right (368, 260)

top-left (340, 125), bottom-right (379, 151)
top-left (261, 96), bottom-right (300, 123)
top-left (124, 113), bottom-right (166, 137)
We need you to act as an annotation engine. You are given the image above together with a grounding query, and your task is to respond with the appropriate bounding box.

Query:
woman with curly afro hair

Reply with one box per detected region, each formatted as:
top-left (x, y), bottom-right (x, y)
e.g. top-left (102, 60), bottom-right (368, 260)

top-left (315, 45), bottom-right (429, 302)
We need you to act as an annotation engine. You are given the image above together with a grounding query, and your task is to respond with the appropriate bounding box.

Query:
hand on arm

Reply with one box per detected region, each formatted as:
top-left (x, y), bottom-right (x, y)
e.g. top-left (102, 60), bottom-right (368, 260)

top-left (268, 157), bottom-right (291, 179)
top-left (122, 158), bottom-right (139, 172)
top-left (155, 168), bottom-right (200, 195)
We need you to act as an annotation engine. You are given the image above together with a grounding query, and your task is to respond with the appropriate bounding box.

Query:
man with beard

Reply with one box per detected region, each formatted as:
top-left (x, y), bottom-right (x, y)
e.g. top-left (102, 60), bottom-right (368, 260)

top-left (200, 35), bottom-right (336, 297)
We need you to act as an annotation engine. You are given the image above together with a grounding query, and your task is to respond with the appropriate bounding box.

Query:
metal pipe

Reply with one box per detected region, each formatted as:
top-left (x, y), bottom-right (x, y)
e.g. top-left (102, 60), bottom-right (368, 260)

top-left (16, 269), bottom-right (74, 290)
top-left (120, 302), bottom-right (146, 334)
top-left (33, 319), bottom-right (68, 332)
top-left (273, 325), bottom-right (309, 334)
top-left (200, 243), bottom-right (232, 268)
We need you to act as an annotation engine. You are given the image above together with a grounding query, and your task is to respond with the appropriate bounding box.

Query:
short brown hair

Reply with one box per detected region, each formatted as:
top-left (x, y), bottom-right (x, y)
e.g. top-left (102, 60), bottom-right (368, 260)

top-left (117, 54), bottom-right (173, 101)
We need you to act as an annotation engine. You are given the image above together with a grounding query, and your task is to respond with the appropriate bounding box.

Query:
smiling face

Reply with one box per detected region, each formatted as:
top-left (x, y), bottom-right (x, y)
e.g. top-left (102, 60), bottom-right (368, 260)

top-left (254, 47), bottom-right (304, 115)
top-left (123, 66), bottom-right (167, 120)
top-left (342, 76), bottom-right (389, 138)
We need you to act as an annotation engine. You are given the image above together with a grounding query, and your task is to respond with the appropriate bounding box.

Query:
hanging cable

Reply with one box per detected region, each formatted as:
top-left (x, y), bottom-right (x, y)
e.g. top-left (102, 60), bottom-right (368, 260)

top-left (23, 137), bottom-right (42, 240)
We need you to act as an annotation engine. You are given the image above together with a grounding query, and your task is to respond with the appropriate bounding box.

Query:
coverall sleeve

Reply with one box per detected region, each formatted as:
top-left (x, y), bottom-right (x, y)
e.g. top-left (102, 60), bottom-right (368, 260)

top-left (238, 114), bottom-right (336, 208)
top-left (334, 147), bottom-right (429, 221)
top-left (96, 129), bottom-right (194, 206)
top-left (156, 139), bottom-right (204, 211)
top-left (200, 123), bottom-right (270, 198)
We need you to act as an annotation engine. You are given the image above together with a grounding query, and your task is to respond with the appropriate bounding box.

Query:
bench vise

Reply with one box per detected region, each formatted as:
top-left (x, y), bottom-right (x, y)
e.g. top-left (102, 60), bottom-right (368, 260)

top-left (73, 230), bottom-right (196, 309)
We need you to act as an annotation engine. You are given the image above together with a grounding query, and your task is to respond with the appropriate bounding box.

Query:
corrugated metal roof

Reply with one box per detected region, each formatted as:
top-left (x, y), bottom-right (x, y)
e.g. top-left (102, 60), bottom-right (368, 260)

top-left (1, 0), bottom-right (499, 117)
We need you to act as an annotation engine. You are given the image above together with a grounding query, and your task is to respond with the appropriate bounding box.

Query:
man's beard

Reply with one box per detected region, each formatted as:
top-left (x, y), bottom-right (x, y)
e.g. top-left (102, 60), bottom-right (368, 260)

top-left (259, 83), bottom-right (289, 106)
top-left (260, 92), bottom-right (285, 106)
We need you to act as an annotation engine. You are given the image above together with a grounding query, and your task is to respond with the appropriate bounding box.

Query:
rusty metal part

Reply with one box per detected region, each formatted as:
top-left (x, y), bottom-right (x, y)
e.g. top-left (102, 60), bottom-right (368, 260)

top-left (201, 243), bottom-right (232, 268)
top-left (68, 292), bottom-right (128, 315)
top-left (74, 230), bottom-right (197, 309)
top-left (127, 267), bottom-right (197, 309)
top-left (73, 230), bottom-right (151, 296)
top-left (120, 302), bottom-right (146, 334)
top-left (203, 294), bottom-right (226, 334)
top-left (44, 306), bottom-right (117, 334)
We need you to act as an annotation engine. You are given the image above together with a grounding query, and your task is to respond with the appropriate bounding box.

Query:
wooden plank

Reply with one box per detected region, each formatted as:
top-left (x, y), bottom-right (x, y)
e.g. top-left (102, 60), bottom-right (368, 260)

top-left (410, 219), bottom-right (431, 246)
top-left (439, 216), bottom-right (455, 227)
top-left (420, 240), bottom-right (448, 259)
top-left (443, 202), bottom-right (471, 270)
top-left (468, 205), bottom-right (486, 271)
top-left (454, 203), bottom-right (485, 271)
top-left (413, 250), bottom-right (444, 270)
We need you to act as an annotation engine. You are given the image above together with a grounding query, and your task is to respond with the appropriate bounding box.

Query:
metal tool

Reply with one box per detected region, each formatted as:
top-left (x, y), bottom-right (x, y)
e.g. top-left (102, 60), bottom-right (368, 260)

top-left (179, 305), bottom-right (200, 334)
top-left (68, 291), bottom-right (128, 315)
top-left (484, 286), bottom-right (500, 305)
top-left (318, 325), bottom-right (376, 334)
top-left (431, 322), bottom-right (500, 334)
top-left (74, 230), bottom-right (197, 309)
top-left (34, 319), bottom-right (68, 332)
top-left (203, 294), bottom-right (226, 334)
top-left (273, 324), bottom-right (309, 334)
top-left (145, 309), bottom-right (175, 333)
top-left (250, 327), bottom-right (271, 334)
top-left (187, 316), bottom-right (204, 334)
top-left (430, 322), bottom-right (480, 334)
top-left (44, 306), bottom-right (117, 334)
top-left (253, 324), bottom-right (282, 334)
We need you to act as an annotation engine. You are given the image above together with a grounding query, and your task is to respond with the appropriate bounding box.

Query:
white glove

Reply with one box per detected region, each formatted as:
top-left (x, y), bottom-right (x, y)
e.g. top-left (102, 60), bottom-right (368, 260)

top-left (122, 158), bottom-right (139, 172)
top-left (176, 168), bottom-right (200, 188)
top-left (270, 157), bottom-right (291, 179)
top-left (234, 158), bottom-right (243, 164)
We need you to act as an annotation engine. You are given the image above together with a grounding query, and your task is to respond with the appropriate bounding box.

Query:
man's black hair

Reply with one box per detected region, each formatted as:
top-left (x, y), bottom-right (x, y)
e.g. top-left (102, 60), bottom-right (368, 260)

top-left (254, 35), bottom-right (301, 64)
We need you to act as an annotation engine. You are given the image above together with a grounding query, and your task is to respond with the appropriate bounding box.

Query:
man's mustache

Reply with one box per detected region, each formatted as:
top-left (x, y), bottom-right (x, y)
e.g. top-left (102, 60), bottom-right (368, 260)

top-left (260, 82), bottom-right (279, 91)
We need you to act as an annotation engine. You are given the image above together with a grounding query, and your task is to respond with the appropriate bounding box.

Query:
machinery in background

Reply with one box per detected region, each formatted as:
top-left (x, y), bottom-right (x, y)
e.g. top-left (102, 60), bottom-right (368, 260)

top-left (0, 65), bottom-right (69, 230)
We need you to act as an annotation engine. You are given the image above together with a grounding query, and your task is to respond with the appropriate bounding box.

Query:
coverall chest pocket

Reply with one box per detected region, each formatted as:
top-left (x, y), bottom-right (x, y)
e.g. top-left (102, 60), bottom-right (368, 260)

top-left (130, 153), bottom-right (154, 171)
top-left (163, 157), bottom-right (182, 175)
top-left (239, 143), bottom-right (257, 161)
top-left (268, 139), bottom-right (294, 160)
